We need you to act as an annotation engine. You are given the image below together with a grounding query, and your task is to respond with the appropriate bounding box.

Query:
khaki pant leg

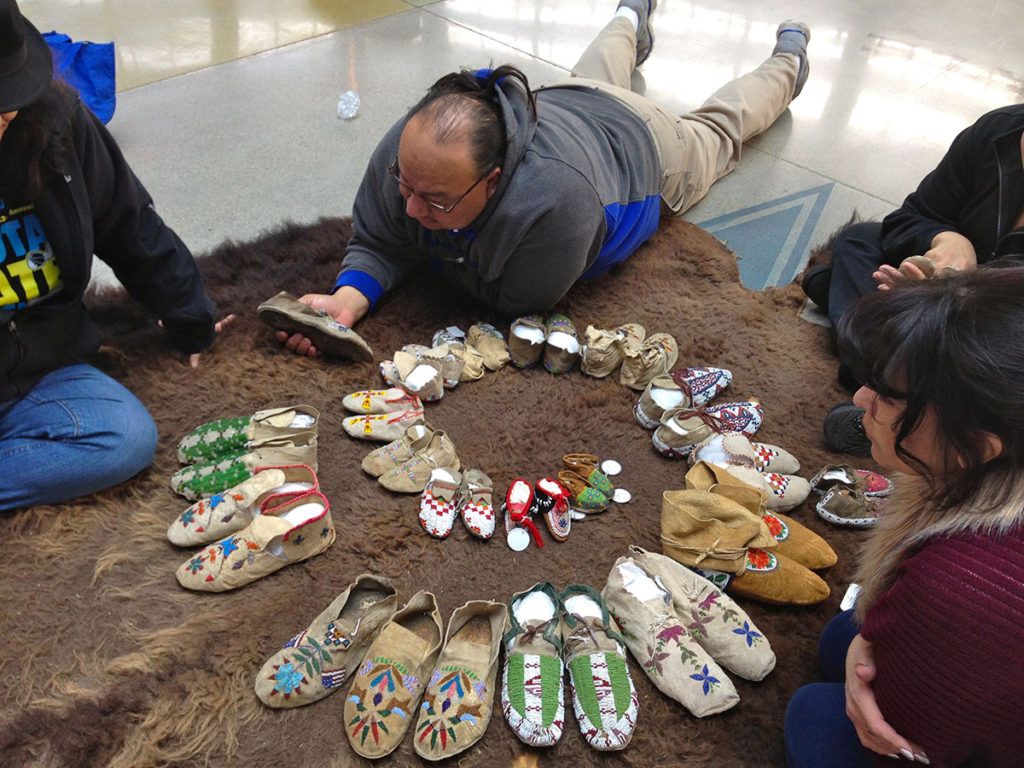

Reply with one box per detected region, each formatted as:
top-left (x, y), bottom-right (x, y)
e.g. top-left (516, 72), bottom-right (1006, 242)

top-left (659, 54), bottom-right (799, 213)
top-left (570, 16), bottom-right (636, 89)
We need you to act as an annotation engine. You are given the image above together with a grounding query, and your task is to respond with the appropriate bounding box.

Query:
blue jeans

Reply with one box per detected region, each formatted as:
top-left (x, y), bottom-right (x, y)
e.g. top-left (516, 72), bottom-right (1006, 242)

top-left (785, 609), bottom-right (877, 768)
top-left (0, 364), bottom-right (158, 511)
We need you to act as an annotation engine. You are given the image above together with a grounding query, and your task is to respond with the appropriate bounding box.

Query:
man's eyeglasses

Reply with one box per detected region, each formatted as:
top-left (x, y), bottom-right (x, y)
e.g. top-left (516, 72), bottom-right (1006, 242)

top-left (385, 156), bottom-right (494, 215)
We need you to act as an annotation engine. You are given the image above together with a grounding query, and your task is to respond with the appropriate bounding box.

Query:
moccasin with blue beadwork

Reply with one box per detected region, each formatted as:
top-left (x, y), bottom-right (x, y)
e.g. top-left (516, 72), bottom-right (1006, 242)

top-left (175, 490), bottom-right (335, 592)
top-left (602, 556), bottom-right (739, 717)
top-left (255, 573), bottom-right (398, 708)
top-left (559, 584), bottom-right (639, 751)
top-left (625, 546), bottom-right (776, 681)
top-left (543, 313), bottom-right (580, 374)
top-left (501, 582), bottom-right (565, 747)
top-left (167, 464), bottom-right (318, 547)
top-left (170, 434), bottom-right (318, 501)
top-left (176, 405), bottom-right (319, 464)
top-left (413, 600), bottom-right (507, 761)
top-left (345, 590), bottom-right (444, 759)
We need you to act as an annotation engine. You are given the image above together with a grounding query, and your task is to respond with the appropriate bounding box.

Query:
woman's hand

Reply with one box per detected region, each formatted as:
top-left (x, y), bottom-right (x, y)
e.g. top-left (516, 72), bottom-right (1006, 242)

top-left (874, 231), bottom-right (977, 291)
top-left (845, 634), bottom-right (929, 763)
top-left (188, 313), bottom-right (236, 368)
top-left (276, 287), bottom-right (369, 358)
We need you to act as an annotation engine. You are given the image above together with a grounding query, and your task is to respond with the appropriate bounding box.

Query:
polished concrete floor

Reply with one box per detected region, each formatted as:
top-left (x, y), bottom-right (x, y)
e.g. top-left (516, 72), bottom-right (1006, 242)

top-left (28, 0), bottom-right (1024, 290)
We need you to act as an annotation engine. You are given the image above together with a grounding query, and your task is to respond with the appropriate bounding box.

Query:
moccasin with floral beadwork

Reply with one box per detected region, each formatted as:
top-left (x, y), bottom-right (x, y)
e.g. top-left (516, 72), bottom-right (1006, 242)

top-left (501, 582), bottom-right (565, 747)
top-left (176, 405), bottom-right (319, 464)
top-left (170, 435), bottom-right (319, 501)
top-left (562, 453), bottom-right (614, 496)
top-left (255, 574), bottom-right (398, 708)
top-left (345, 591), bottom-right (444, 759)
top-left (175, 490), bottom-right (335, 592)
top-left (810, 464), bottom-right (893, 498)
top-left (167, 464), bottom-right (317, 547)
top-left (625, 546), bottom-right (776, 681)
top-left (413, 600), bottom-right (507, 761)
top-left (560, 584), bottom-right (639, 751)
top-left (342, 408), bottom-right (425, 442)
top-left (602, 557), bottom-right (739, 717)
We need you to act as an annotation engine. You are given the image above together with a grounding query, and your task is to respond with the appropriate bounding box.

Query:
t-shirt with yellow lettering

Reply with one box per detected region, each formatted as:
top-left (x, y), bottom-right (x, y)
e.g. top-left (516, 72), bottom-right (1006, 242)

top-left (0, 197), bottom-right (62, 312)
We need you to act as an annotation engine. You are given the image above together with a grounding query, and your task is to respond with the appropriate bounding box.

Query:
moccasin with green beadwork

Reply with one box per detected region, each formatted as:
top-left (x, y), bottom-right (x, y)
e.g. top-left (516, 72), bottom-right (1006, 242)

top-left (344, 591), bottom-right (444, 759)
top-left (170, 434), bottom-right (318, 501)
top-left (255, 574), bottom-right (398, 708)
top-left (560, 584), bottom-right (639, 751)
top-left (413, 600), bottom-right (507, 761)
top-left (501, 582), bottom-right (565, 747)
top-left (176, 405), bottom-right (320, 464)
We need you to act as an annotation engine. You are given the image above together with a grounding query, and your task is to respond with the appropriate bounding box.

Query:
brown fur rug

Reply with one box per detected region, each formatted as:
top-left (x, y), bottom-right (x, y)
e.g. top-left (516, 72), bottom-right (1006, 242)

top-left (0, 217), bottom-right (869, 767)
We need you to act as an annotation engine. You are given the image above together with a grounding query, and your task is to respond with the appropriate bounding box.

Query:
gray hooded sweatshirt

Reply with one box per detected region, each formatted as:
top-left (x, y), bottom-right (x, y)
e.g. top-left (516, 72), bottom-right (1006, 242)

top-left (334, 76), bottom-right (661, 317)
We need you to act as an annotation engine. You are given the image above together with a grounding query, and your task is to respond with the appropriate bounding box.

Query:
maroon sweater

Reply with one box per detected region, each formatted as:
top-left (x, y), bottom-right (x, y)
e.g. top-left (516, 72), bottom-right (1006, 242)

top-left (861, 522), bottom-right (1024, 767)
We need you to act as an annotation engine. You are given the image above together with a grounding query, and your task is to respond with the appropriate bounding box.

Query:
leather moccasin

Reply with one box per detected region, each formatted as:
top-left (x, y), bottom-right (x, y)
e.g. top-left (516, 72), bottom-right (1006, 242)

top-left (419, 467), bottom-right (463, 538)
top-left (508, 314), bottom-right (546, 368)
top-left (579, 322), bottom-right (645, 378)
top-left (255, 574), bottom-right (398, 708)
top-left (810, 464), bottom-right (893, 498)
top-left (168, 464), bottom-right (318, 547)
top-left (342, 388), bottom-right (422, 415)
top-left (345, 591), bottom-right (444, 759)
top-left (602, 557), bottom-right (739, 717)
top-left (560, 584), bottom-right (638, 751)
top-left (619, 332), bottom-right (678, 391)
top-left (633, 367), bottom-right (733, 429)
top-left (460, 469), bottom-right (495, 539)
top-left (378, 432), bottom-right (460, 494)
top-left (562, 453), bottom-right (614, 496)
top-left (557, 470), bottom-right (609, 514)
top-left (257, 291), bottom-right (374, 361)
top-left (170, 434), bottom-right (319, 501)
top-left (816, 485), bottom-right (887, 528)
top-left (361, 423), bottom-right (436, 477)
top-left (413, 600), bottom-right (508, 761)
top-left (176, 404), bottom-right (319, 464)
top-left (542, 313), bottom-right (580, 374)
top-left (534, 477), bottom-right (571, 542)
top-left (465, 323), bottom-right (510, 371)
top-left (342, 408), bottom-right (425, 442)
top-left (175, 490), bottom-right (335, 592)
top-left (652, 402), bottom-right (762, 460)
top-left (501, 582), bottom-right (565, 747)
top-left (625, 546), bottom-right (775, 681)
top-left (751, 441), bottom-right (801, 474)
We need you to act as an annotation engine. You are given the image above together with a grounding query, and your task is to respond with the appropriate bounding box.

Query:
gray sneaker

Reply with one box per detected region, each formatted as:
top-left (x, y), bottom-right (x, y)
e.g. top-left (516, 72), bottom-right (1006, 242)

top-left (773, 20), bottom-right (810, 97)
top-left (617, 0), bottom-right (658, 65)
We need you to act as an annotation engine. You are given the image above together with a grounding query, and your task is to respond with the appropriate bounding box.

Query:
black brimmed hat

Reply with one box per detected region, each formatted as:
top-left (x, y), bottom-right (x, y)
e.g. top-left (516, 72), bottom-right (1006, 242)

top-left (0, 0), bottom-right (52, 112)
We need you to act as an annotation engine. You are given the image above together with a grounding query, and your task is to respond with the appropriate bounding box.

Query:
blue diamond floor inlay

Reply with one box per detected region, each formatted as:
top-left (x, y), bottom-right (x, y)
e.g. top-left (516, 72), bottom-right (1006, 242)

top-left (697, 182), bottom-right (834, 290)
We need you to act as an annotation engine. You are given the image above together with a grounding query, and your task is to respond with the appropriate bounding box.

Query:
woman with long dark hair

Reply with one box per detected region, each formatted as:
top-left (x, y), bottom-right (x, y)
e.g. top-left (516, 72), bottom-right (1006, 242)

top-left (0, 0), bottom-right (228, 511)
top-left (785, 263), bottom-right (1024, 767)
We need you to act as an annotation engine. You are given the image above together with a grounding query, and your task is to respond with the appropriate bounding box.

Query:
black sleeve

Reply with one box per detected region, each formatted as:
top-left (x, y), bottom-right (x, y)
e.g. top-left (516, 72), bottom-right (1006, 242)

top-left (73, 102), bottom-right (216, 353)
